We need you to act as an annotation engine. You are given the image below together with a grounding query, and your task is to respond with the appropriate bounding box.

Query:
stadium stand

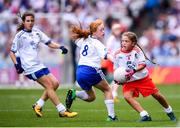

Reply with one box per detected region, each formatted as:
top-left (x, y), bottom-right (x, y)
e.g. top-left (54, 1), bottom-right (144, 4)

top-left (0, 0), bottom-right (179, 86)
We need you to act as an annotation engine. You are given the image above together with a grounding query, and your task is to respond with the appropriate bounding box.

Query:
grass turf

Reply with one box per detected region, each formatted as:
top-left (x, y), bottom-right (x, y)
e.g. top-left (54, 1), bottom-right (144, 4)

top-left (0, 85), bottom-right (179, 127)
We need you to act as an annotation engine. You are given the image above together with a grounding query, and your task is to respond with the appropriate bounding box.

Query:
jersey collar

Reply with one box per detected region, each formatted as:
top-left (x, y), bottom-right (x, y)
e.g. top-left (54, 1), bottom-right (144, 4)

top-left (23, 29), bottom-right (32, 33)
top-left (121, 47), bottom-right (133, 53)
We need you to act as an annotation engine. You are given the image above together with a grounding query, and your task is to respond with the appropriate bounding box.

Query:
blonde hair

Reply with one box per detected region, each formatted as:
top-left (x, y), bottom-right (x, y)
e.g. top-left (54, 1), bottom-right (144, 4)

top-left (122, 31), bottom-right (156, 64)
top-left (71, 19), bottom-right (104, 40)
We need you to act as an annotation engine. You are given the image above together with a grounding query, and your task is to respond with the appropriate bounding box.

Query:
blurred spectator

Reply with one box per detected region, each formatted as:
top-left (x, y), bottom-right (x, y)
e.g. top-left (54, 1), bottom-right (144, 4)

top-left (101, 22), bottom-right (125, 83)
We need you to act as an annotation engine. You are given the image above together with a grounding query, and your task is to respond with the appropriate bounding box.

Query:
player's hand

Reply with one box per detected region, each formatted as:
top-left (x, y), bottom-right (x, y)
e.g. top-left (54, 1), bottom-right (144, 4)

top-left (14, 63), bottom-right (24, 74)
top-left (125, 69), bottom-right (136, 80)
top-left (59, 46), bottom-right (68, 54)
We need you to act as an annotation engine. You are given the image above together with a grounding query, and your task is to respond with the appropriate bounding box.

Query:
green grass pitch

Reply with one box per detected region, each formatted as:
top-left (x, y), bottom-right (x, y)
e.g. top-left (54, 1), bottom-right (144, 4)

top-left (0, 85), bottom-right (179, 127)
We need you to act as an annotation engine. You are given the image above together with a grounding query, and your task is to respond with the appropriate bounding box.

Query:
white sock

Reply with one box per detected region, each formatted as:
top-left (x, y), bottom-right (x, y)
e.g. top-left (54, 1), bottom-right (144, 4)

top-left (164, 106), bottom-right (173, 114)
top-left (76, 90), bottom-right (89, 100)
top-left (104, 99), bottom-right (115, 118)
top-left (140, 110), bottom-right (149, 117)
top-left (56, 103), bottom-right (66, 113)
top-left (112, 91), bottom-right (118, 98)
top-left (36, 98), bottom-right (45, 107)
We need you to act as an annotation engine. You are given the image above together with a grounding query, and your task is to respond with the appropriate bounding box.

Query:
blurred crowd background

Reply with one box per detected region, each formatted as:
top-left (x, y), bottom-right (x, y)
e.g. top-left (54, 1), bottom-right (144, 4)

top-left (0, 0), bottom-right (179, 86)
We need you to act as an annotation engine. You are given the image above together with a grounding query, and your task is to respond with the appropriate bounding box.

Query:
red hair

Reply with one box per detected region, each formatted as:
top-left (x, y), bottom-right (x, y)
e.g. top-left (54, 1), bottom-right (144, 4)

top-left (71, 19), bottom-right (104, 40)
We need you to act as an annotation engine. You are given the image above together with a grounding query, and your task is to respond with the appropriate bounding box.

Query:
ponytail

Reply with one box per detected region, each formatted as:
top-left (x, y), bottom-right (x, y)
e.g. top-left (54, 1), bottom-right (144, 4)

top-left (71, 25), bottom-right (90, 40)
top-left (17, 12), bottom-right (24, 32)
top-left (136, 43), bottom-right (157, 64)
top-left (71, 19), bottom-right (104, 40)
top-left (17, 23), bottom-right (24, 32)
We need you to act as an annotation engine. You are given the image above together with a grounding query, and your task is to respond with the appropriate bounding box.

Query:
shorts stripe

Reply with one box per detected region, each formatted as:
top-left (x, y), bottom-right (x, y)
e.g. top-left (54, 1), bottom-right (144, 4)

top-left (31, 73), bottom-right (37, 80)
top-left (26, 68), bottom-right (50, 81)
top-left (95, 67), bottom-right (105, 79)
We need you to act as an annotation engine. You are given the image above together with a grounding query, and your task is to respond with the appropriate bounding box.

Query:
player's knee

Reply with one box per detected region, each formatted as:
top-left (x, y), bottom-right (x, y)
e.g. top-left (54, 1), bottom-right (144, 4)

top-left (45, 84), bottom-right (54, 90)
top-left (53, 81), bottom-right (59, 90)
top-left (123, 94), bottom-right (132, 101)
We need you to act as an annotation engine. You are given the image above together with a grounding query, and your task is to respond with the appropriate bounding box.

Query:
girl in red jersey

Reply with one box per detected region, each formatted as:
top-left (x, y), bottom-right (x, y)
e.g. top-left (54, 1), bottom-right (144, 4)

top-left (113, 31), bottom-right (176, 122)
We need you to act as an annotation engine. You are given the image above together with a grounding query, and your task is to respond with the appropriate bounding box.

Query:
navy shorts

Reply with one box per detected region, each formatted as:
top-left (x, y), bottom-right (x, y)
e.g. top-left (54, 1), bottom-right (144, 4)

top-left (26, 68), bottom-right (50, 81)
top-left (76, 65), bottom-right (105, 91)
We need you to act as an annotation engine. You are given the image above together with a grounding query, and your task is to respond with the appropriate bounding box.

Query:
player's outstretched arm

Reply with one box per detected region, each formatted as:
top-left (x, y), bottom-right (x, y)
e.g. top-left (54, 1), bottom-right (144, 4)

top-left (47, 42), bottom-right (68, 54)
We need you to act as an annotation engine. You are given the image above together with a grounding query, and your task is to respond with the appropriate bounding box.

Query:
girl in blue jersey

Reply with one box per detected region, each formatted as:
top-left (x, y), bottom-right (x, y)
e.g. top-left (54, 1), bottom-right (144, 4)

top-left (66, 19), bottom-right (117, 121)
top-left (9, 11), bottom-right (77, 118)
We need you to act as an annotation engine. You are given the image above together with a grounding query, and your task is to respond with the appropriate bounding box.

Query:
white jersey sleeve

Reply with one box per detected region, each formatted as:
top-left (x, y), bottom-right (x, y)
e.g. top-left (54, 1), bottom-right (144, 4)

top-left (75, 38), bottom-right (84, 47)
top-left (136, 50), bottom-right (146, 65)
top-left (11, 34), bottom-right (19, 53)
top-left (113, 49), bottom-right (121, 69)
top-left (36, 28), bottom-right (51, 44)
top-left (113, 56), bottom-right (119, 69)
top-left (11, 31), bottom-right (25, 53)
top-left (94, 40), bottom-right (107, 59)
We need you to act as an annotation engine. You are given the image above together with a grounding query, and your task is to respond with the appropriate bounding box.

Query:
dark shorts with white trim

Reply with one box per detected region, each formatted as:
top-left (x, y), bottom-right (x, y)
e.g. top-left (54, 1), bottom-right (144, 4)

top-left (76, 65), bottom-right (105, 91)
top-left (25, 68), bottom-right (50, 81)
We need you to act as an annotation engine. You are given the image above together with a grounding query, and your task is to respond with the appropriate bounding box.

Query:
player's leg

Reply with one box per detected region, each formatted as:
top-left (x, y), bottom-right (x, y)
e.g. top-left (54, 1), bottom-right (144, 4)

top-left (95, 79), bottom-right (118, 121)
top-left (138, 76), bottom-right (176, 121)
top-left (36, 74), bottom-right (59, 103)
top-left (66, 65), bottom-right (98, 110)
top-left (32, 92), bottom-right (46, 117)
top-left (152, 92), bottom-right (176, 121)
top-left (124, 76), bottom-right (160, 121)
top-left (111, 83), bottom-right (120, 102)
top-left (80, 88), bottom-right (96, 102)
top-left (66, 88), bottom-right (76, 110)
top-left (66, 87), bottom-right (96, 111)
top-left (37, 75), bottom-right (77, 117)
top-left (123, 90), bottom-right (151, 121)
top-left (33, 74), bottom-right (59, 117)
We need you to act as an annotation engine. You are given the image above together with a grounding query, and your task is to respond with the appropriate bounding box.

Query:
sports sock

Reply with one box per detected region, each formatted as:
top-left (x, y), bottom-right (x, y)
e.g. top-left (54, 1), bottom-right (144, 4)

top-left (56, 103), bottom-right (66, 113)
top-left (140, 110), bottom-right (149, 117)
top-left (112, 91), bottom-right (118, 98)
top-left (164, 106), bottom-right (173, 113)
top-left (36, 98), bottom-right (45, 107)
top-left (104, 99), bottom-right (115, 118)
top-left (76, 90), bottom-right (89, 100)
